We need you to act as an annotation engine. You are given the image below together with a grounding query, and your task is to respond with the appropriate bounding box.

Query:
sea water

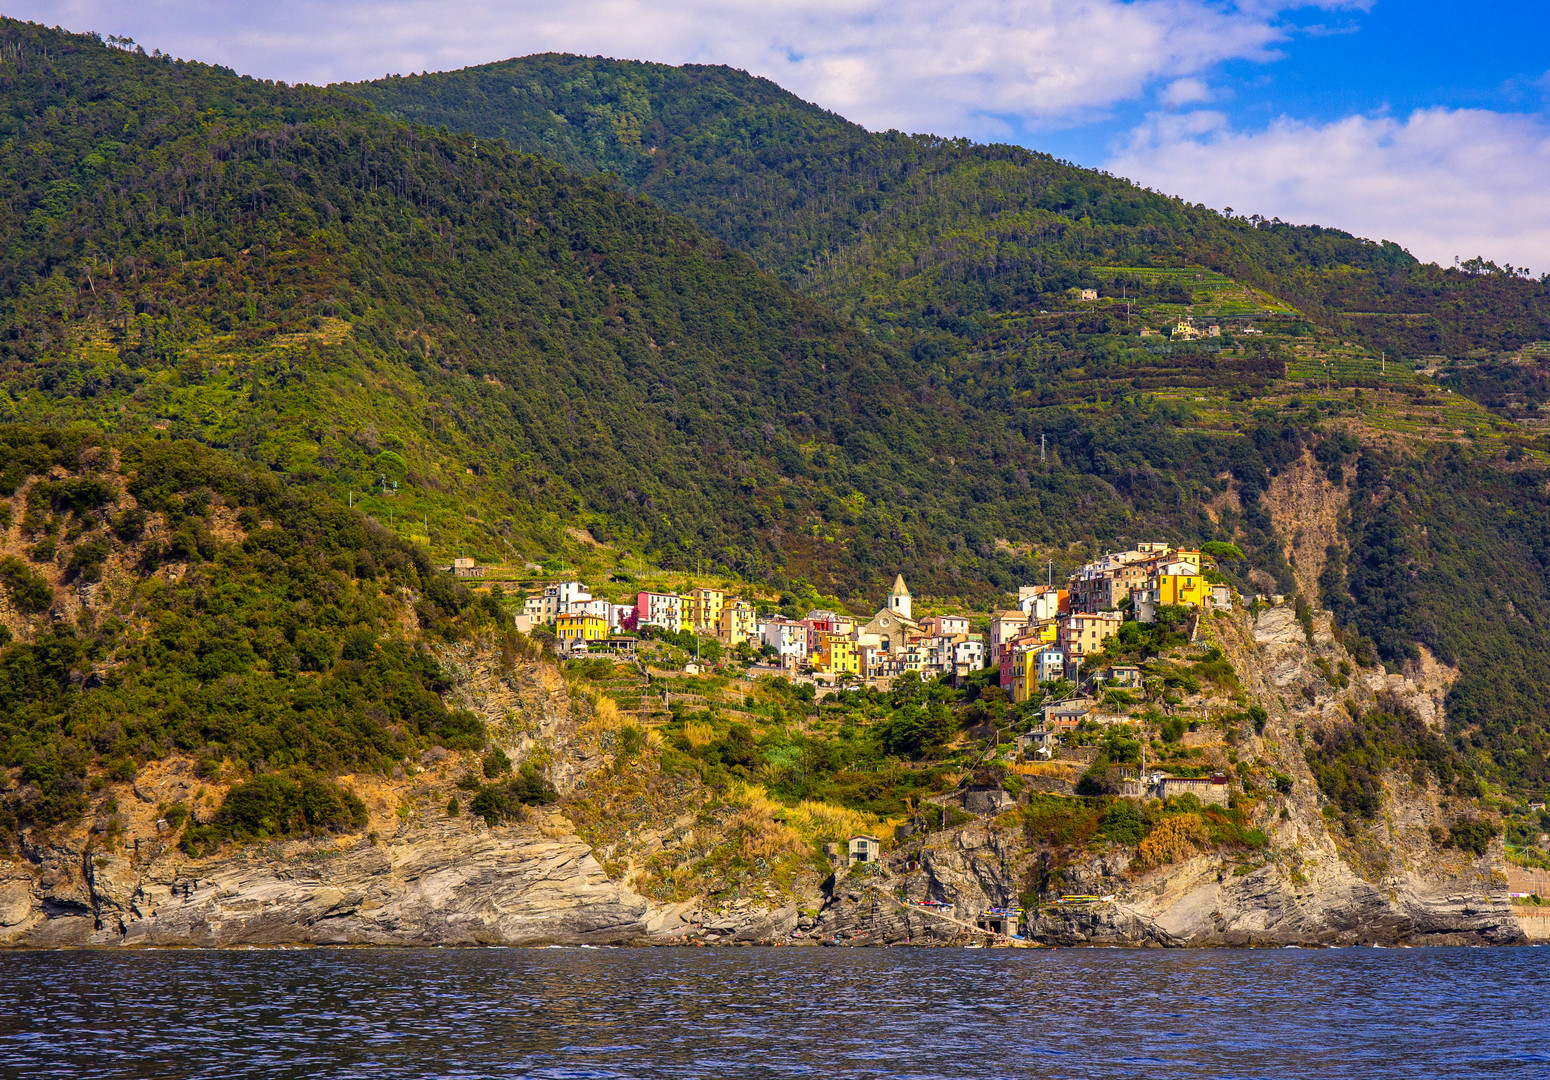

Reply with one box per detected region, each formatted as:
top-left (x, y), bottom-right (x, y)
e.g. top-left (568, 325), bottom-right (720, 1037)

top-left (2, 945), bottom-right (1546, 1078)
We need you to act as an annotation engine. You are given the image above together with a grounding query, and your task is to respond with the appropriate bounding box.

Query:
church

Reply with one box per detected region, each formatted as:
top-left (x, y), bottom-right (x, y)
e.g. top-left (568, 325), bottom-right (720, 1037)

top-left (855, 574), bottom-right (919, 654)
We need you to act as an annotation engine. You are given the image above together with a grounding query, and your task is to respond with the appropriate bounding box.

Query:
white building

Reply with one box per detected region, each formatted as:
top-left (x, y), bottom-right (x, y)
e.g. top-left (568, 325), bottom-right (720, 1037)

top-left (762, 618), bottom-right (809, 663)
top-left (540, 581), bottom-right (591, 623)
top-left (887, 574), bottom-right (912, 621)
top-left (1034, 647), bottom-right (1065, 683)
top-left (1018, 585), bottom-right (1064, 621)
top-left (954, 638), bottom-right (986, 670)
top-left (848, 834), bottom-right (882, 864)
top-left (611, 603), bottom-right (638, 630)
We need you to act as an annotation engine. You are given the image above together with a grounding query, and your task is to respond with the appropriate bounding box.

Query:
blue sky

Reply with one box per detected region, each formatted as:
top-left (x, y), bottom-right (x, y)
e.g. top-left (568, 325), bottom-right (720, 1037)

top-left (11, 0), bottom-right (1550, 270)
top-left (1031, 3), bottom-right (1550, 167)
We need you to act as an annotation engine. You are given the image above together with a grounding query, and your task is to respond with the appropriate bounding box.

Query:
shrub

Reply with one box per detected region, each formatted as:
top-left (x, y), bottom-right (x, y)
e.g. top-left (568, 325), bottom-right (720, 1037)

top-left (1136, 813), bottom-right (1209, 867)
top-left (0, 557), bottom-right (52, 613)
top-left (64, 533), bottom-right (111, 582)
top-left (1446, 817), bottom-right (1498, 856)
top-left (470, 764), bottom-right (558, 825)
top-left (1305, 703), bottom-right (1468, 819)
top-left (1023, 794), bottom-right (1102, 848)
top-left (184, 774), bottom-right (368, 853)
top-left (617, 723), bottom-right (646, 759)
top-left (1100, 801), bottom-right (1145, 845)
top-left (483, 747), bottom-right (512, 778)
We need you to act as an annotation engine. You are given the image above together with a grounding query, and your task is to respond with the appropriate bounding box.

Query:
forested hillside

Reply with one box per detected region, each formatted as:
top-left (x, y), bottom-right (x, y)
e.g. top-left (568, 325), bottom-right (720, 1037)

top-left (0, 424), bottom-right (496, 838)
top-left (349, 54), bottom-right (1550, 359)
top-left (0, 19), bottom-right (1337, 603)
top-left (1, 21), bottom-right (1548, 801)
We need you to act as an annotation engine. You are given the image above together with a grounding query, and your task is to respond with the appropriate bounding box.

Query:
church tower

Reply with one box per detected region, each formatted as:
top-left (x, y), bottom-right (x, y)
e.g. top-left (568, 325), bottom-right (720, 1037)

top-left (889, 574), bottom-right (912, 621)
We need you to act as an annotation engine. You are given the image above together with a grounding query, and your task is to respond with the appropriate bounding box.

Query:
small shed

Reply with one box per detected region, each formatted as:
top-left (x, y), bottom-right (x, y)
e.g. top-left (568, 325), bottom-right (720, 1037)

top-left (1080, 288), bottom-right (1098, 301)
top-left (848, 834), bottom-right (882, 864)
top-left (1158, 773), bottom-right (1230, 806)
top-left (1102, 665), bottom-right (1142, 688)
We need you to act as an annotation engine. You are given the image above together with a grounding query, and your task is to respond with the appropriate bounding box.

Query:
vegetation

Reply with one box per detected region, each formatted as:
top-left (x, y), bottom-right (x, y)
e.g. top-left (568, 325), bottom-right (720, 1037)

top-left (0, 426), bottom-right (493, 839)
top-left (351, 55), bottom-right (1550, 361)
top-left (1326, 448), bottom-right (1550, 792)
top-left (180, 773), bottom-right (368, 854)
top-left (356, 51), bottom-right (1550, 796)
top-left (0, 17), bottom-right (1547, 847)
top-left (469, 763), bottom-right (560, 825)
top-left (1304, 698), bottom-right (1479, 821)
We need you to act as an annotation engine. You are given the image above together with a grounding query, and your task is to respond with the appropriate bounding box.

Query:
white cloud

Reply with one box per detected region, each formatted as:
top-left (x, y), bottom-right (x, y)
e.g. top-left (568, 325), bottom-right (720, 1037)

top-left (10, 0), bottom-right (1327, 136)
top-left (1159, 77), bottom-right (1213, 107)
top-left (1107, 107), bottom-right (1550, 273)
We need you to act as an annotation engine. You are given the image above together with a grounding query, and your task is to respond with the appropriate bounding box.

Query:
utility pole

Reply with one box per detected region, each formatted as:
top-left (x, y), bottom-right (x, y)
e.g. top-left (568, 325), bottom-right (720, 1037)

top-left (1040, 434), bottom-right (1046, 462)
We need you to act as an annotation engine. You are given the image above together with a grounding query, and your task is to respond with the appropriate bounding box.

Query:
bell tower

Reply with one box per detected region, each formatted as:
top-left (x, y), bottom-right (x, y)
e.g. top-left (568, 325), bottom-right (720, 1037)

top-left (889, 574), bottom-right (912, 621)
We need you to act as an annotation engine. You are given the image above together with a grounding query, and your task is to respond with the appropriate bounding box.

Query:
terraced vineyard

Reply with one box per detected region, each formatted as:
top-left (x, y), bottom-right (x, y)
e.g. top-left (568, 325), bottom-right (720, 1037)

top-left (1092, 266), bottom-right (1299, 319)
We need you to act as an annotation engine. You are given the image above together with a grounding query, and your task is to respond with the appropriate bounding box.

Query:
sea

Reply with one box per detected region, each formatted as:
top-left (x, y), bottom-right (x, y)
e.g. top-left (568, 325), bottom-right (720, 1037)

top-left (1, 945), bottom-right (1546, 1079)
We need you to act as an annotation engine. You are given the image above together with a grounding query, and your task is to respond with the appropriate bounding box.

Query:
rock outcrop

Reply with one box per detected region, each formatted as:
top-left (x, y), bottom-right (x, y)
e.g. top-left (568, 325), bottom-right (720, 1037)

top-left (2, 813), bottom-right (650, 947)
top-left (810, 598), bottom-right (1522, 949)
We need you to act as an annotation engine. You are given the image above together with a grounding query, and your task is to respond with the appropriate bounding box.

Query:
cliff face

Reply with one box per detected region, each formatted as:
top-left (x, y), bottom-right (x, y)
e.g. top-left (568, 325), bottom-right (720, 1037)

top-left (0, 600), bottom-right (1528, 948)
top-left (1, 816), bottom-right (649, 947)
top-left (811, 599), bottom-right (1522, 947)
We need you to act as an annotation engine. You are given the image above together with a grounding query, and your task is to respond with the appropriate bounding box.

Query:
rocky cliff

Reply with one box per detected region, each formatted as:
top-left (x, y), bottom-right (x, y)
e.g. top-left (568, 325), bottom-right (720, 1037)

top-left (0, 599), bottom-right (1529, 948)
top-left (812, 599), bottom-right (1524, 947)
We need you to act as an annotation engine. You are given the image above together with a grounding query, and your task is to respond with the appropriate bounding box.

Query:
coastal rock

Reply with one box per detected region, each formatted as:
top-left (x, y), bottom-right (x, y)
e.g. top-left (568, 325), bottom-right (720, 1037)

top-left (3, 817), bottom-right (652, 947)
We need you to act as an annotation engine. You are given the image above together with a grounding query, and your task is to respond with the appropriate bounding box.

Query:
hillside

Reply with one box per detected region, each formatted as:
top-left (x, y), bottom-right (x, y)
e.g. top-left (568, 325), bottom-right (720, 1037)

top-left (348, 54), bottom-right (1550, 360)
top-left (353, 55), bottom-right (1550, 797)
top-left (0, 16), bottom-right (1547, 819)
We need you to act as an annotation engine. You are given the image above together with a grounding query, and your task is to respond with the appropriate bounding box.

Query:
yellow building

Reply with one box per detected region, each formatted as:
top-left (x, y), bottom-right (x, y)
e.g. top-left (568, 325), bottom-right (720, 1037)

top-left (1152, 572), bottom-right (1207, 607)
top-left (814, 631), bottom-right (859, 676)
top-left (556, 613), bottom-right (608, 642)
top-left (690, 588), bottom-right (725, 634)
top-left (1025, 620), bottom-right (1057, 645)
top-left (1010, 649), bottom-right (1038, 704)
top-left (717, 599), bottom-right (758, 646)
top-left (1163, 550), bottom-right (1202, 573)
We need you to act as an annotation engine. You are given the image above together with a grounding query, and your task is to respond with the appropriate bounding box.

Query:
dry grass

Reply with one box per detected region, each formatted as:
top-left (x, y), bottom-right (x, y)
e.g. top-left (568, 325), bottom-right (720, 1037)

top-left (1011, 761), bottom-right (1082, 777)
top-left (683, 720), bottom-right (715, 747)
top-left (1137, 813), bottom-right (1209, 868)
top-left (727, 807), bottom-right (807, 861)
top-left (579, 696), bottom-right (622, 735)
top-left (728, 783), bottom-right (891, 845)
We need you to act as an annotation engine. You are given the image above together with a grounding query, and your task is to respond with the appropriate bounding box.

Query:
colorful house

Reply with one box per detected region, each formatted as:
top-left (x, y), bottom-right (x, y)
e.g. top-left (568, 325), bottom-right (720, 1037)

top-left (690, 588), bottom-right (725, 634)
top-left (923, 614), bottom-right (970, 637)
top-left (636, 591), bottom-right (684, 632)
top-left (1058, 611), bottom-right (1124, 665)
top-left (556, 613), bottom-right (608, 643)
top-left (717, 599), bottom-right (758, 646)
top-left (814, 631), bottom-right (859, 676)
top-left (1136, 571), bottom-right (1207, 622)
top-left (762, 618), bottom-right (808, 663)
top-left (1009, 645), bottom-right (1065, 702)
